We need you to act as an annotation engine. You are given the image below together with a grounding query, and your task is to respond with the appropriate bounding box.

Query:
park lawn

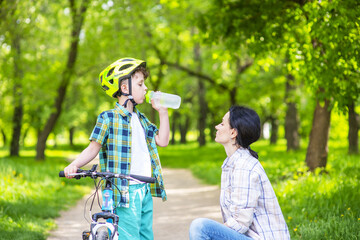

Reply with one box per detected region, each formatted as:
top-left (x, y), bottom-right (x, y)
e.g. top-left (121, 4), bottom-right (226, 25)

top-left (0, 139), bottom-right (359, 239)
top-left (159, 139), bottom-right (360, 240)
top-left (0, 146), bottom-right (93, 240)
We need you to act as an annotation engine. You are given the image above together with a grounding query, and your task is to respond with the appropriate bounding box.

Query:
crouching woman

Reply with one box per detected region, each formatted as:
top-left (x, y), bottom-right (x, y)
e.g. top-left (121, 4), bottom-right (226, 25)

top-left (189, 106), bottom-right (290, 240)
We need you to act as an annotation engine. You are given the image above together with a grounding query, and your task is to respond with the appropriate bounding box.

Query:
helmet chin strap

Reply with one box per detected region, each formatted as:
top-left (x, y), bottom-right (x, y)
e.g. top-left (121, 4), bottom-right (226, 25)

top-left (121, 76), bottom-right (137, 108)
top-left (123, 95), bottom-right (137, 108)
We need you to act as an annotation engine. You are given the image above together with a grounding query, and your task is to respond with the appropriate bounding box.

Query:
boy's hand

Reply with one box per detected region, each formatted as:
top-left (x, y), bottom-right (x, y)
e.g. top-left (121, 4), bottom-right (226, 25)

top-left (153, 96), bottom-right (170, 147)
top-left (64, 164), bottom-right (78, 179)
top-left (151, 98), bottom-right (168, 113)
top-left (62, 141), bottom-right (101, 179)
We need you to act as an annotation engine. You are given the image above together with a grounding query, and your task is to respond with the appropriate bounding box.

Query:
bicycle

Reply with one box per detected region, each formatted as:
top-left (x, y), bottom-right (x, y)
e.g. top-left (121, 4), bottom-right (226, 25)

top-left (59, 164), bottom-right (156, 240)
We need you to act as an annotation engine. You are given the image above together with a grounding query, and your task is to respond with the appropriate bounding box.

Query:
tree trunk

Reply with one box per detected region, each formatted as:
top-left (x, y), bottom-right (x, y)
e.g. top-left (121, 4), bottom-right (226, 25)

top-left (36, 0), bottom-right (90, 160)
top-left (198, 78), bottom-right (207, 146)
top-left (229, 57), bottom-right (253, 106)
top-left (69, 127), bottom-right (75, 146)
top-left (194, 43), bottom-right (207, 147)
top-left (10, 29), bottom-right (23, 157)
top-left (348, 102), bottom-right (359, 154)
top-left (284, 74), bottom-right (300, 151)
top-left (1, 128), bottom-right (6, 147)
top-left (149, 61), bottom-right (165, 123)
top-left (270, 116), bottom-right (279, 145)
top-left (21, 126), bottom-right (30, 147)
top-left (209, 111), bottom-right (217, 141)
top-left (229, 88), bottom-right (237, 106)
top-left (179, 115), bottom-right (190, 144)
top-left (305, 98), bottom-right (331, 171)
top-left (170, 112), bottom-right (179, 145)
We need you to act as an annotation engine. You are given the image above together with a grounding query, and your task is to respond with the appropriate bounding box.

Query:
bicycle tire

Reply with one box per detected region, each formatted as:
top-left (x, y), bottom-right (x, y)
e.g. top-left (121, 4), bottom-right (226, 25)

top-left (95, 228), bottom-right (109, 240)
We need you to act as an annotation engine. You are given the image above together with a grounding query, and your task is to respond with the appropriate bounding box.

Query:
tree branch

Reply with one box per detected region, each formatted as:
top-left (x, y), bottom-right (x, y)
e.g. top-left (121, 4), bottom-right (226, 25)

top-left (164, 61), bottom-right (229, 91)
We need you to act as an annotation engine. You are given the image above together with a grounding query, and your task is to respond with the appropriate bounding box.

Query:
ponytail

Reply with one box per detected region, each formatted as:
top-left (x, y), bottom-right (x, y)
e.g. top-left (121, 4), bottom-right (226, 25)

top-left (247, 146), bottom-right (258, 159)
top-left (229, 106), bottom-right (261, 159)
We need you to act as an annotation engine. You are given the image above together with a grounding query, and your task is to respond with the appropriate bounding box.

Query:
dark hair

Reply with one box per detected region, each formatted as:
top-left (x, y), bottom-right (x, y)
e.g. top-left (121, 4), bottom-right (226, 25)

top-left (229, 105), bottom-right (261, 159)
top-left (132, 66), bottom-right (149, 79)
top-left (118, 66), bottom-right (149, 97)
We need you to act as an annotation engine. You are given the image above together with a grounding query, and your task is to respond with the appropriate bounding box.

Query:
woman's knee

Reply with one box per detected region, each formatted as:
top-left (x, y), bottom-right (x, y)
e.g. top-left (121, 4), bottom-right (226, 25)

top-left (190, 218), bottom-right (207, 229)
top-left (189, 218), bottom-right (211, 239)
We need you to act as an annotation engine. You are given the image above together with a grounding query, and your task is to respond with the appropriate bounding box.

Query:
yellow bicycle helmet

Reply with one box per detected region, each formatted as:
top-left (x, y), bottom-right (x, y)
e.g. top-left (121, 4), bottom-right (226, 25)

top-left (99, 58), bottom-right (146, 105)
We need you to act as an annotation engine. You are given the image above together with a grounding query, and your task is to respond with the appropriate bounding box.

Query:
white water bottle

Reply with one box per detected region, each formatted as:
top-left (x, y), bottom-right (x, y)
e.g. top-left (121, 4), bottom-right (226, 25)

top-left (145, 91), bottom-right (181, 109)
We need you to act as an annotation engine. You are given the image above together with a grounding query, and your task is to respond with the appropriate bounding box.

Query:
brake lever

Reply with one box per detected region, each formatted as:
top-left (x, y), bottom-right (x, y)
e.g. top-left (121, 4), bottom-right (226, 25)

top-left (74, 165), bottom-right (98, 180)
top-left (75, 168), bottom-right (86, 180)
top-left (91, 164), bottom-right (98, 172)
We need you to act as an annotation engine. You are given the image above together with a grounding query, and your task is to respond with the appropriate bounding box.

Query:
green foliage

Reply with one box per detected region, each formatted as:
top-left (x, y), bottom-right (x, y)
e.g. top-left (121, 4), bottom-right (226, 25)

top-left (4, 0), bottom-right (356, 157)
top-left (0, 148), bottom-right (92, 240)
top-left (0, 0), bottom-right (358, 238)
top-left (159, 139), bottom-right (360, 239)
top-left (200, 0), bottom-right (360, 111)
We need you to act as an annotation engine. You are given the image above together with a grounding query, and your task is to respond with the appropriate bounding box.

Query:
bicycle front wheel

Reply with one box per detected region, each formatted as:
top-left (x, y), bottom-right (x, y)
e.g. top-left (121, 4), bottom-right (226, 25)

top-left (95, 228), bottom-right (109, 240)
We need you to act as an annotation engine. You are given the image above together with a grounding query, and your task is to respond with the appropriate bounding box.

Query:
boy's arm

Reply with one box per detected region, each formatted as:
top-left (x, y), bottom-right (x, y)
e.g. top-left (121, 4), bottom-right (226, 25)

top-left (64, 141), bottom-right (102, 178)
top-left (152, 100), bottom-right (170, 147)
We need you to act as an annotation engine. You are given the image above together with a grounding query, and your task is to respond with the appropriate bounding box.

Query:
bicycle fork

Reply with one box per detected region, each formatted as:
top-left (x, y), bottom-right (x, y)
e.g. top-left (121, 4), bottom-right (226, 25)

top-left (84, 179), bottom-right (120, 240)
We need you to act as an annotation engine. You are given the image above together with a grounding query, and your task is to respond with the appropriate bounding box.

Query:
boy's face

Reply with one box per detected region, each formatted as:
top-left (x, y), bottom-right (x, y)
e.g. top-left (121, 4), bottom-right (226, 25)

top-left (130, 71), bottom-right (148, 104)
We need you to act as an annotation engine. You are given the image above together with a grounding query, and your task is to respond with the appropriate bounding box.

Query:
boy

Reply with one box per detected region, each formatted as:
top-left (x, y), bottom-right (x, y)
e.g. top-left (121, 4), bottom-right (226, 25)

top-left (64, 57), bottom-right (168, 239)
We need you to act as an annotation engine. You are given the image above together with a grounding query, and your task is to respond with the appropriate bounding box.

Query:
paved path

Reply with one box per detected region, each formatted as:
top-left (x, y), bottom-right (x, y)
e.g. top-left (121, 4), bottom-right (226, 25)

top-left (48, 164), bottom-right (222, 240)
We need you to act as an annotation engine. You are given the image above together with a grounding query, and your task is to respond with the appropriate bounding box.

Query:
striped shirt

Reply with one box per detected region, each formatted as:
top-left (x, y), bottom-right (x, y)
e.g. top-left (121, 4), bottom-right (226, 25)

top-left (220, 148), bottom-right (290, 240)
top-left (90, 102), bottom-right (167, 208)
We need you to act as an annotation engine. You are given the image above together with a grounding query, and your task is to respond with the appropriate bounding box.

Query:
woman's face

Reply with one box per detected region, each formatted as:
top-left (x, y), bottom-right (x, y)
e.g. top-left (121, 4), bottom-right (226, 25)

top-left (215, 112), bottom-right (235, 145)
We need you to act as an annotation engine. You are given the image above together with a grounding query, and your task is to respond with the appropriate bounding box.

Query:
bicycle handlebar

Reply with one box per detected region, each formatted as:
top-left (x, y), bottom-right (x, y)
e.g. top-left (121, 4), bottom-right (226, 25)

top-left (59, 165), bottom-right (156, 183)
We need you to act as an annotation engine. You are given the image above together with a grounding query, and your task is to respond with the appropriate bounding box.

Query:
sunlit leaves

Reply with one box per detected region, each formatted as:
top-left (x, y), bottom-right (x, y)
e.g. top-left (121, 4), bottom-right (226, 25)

top-left (202, 0), bottom-right (360, 112)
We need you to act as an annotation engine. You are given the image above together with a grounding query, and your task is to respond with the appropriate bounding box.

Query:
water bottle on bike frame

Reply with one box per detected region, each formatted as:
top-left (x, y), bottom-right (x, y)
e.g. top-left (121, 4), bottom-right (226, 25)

top-left (59, 164), bottom-right (156, 240)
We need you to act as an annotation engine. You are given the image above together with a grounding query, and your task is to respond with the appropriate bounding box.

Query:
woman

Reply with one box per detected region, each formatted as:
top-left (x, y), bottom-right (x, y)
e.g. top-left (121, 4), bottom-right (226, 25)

top-left (189, 106), bottom-right (290, 240)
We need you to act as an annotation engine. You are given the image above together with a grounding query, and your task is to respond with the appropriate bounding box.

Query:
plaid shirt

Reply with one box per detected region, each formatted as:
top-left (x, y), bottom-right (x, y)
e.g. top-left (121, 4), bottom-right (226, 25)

top-left (220, 148), bottom-right (290, 240)
top-left (90, 103), bottom-right (167, 208)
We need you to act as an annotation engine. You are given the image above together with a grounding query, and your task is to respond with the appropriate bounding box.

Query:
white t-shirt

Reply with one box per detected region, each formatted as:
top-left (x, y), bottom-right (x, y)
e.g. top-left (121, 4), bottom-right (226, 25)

top-left (129, 113), bottom-right (151, 184)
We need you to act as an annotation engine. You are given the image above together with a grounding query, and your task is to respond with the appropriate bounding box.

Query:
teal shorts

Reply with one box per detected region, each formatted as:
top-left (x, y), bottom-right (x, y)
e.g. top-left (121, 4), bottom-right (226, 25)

top-left (115, 183), bottom-right (154, 240)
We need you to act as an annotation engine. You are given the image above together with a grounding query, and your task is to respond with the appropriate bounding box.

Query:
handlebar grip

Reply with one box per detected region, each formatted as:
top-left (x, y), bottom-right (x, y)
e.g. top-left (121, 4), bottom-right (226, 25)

top-left (130, 174), bottom-right (156, 183)
top-left (58, 169), bottom-right (83, 178)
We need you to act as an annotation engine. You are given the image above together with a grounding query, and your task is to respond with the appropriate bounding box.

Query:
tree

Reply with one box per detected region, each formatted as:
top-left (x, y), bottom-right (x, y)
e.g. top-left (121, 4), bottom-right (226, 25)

top-left (284, 54), bottom-right (300, 151)
top-left (301, 0), bottom-right (360, 169)
top-left (36, 0), bottom-right (90, 160)
top-left (199, 0), bottom-right (360, 170)
top-left (284, 73), bottom-right (300, 150)
top-left (348, 102), bottom-right (359, 154)
top-left (1, 1), bottom-right (25, 156)
top-left (193, 40), bottom-right (207, 146)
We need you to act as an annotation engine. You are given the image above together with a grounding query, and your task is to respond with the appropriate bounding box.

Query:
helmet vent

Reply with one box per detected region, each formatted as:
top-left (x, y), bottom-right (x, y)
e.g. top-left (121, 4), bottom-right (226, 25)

top-left (109, 79), bottom-right (114, 84)
top-left (119, 64), bottom-right (133, 71)
top-left (107, 67), bottom-right (115, 77)
top-left (102, 85), bottom-right (109, 90)
top-left (100, 75), bottom-right (103, 83)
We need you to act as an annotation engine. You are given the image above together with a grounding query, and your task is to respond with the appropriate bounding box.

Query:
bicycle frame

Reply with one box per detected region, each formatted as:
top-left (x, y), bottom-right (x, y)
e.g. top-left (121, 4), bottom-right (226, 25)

top-left (87, 178), bottom-right (120, 240)
top-left (59, 164), bottom-right (156, 240)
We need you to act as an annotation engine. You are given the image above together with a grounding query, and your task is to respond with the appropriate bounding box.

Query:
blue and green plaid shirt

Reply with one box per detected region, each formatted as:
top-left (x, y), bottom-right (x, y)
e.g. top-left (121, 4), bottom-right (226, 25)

top-left (90, 102), bottom-right (167, 208)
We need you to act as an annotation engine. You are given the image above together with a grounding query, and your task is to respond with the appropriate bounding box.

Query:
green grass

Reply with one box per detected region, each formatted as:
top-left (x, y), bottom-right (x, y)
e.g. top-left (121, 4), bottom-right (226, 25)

top-left (159, 139), bottom-right (360, 240)
top-left (0, 146), bottom-right (92, 240)
top-left (0, 140), bottom-right (359, 239)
